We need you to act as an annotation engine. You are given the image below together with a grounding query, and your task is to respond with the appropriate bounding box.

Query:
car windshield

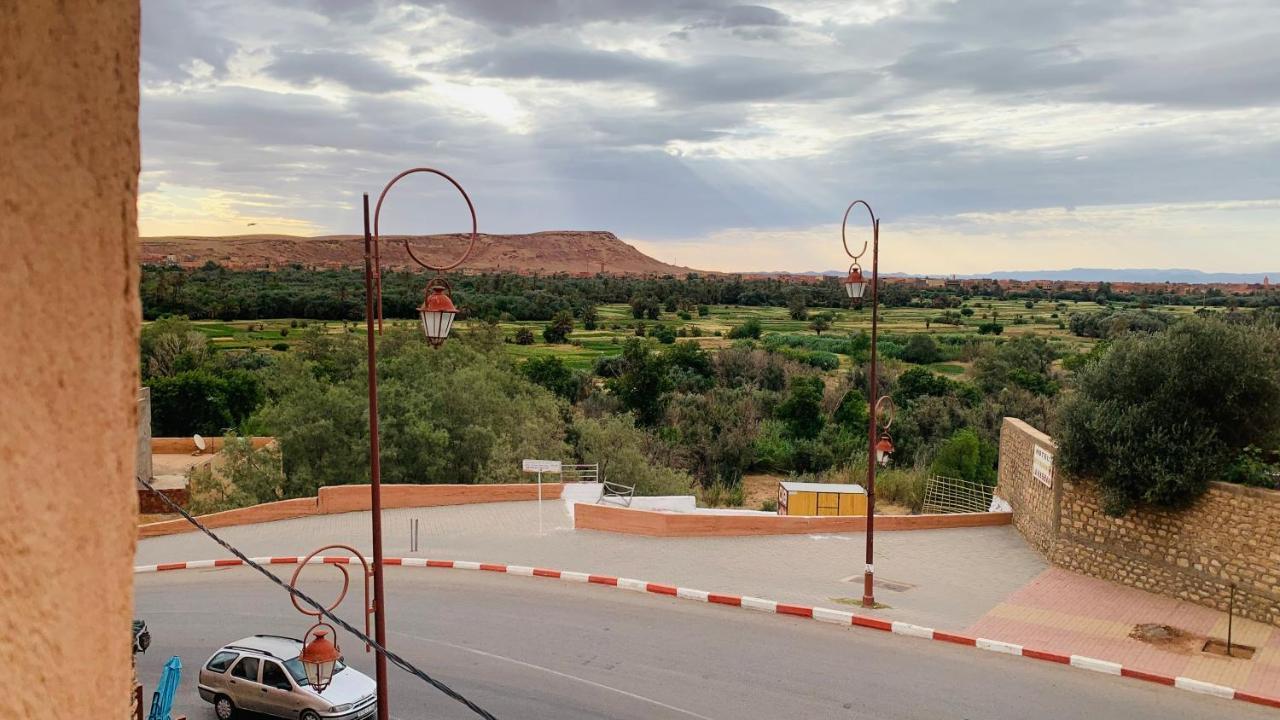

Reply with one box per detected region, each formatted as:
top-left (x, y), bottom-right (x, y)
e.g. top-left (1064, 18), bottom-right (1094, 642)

top-left (283, 655), bottom-right (346, 687)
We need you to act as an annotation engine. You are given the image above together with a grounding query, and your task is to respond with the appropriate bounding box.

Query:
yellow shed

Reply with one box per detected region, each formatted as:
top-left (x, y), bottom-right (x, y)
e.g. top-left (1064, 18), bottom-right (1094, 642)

top-left (777, 481), bottom-right (867, 517)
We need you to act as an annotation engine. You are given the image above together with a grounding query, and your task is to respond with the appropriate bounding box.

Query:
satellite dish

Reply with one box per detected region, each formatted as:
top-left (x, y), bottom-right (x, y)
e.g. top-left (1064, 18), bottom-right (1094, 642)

top-left (193, 434), bottom-right (207, 452)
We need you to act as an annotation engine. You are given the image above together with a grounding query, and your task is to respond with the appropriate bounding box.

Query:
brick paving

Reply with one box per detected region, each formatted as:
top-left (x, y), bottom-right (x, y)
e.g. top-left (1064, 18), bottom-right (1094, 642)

top-left (966, 567), bottom-right (1280, 697)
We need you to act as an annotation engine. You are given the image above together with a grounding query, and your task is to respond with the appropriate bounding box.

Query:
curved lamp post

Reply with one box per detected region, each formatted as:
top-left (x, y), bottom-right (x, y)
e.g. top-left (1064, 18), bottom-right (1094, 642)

top-left (288, 544), bottom-right (374, 693)
top-left (841, 200), bottom-right (893, 608)
top-left (359, 169), bottom-right (478, 720)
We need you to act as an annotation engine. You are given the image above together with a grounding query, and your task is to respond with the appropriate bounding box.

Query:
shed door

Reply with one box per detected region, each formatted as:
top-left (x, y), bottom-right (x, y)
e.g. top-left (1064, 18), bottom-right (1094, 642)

top-left (816, 492), bottom-right (840, 516)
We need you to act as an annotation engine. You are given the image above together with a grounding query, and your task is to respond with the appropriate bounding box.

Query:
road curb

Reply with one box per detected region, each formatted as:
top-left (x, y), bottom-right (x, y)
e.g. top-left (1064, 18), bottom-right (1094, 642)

top-left (136, 556), bottom-right (1280, 711)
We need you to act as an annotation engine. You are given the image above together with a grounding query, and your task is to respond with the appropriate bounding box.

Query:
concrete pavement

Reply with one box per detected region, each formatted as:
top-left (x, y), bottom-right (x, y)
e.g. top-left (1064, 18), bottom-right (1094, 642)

top-left (134, 569), bottom-right (1271, 720)
top-left (136, 500), bottom-right (1047, 631)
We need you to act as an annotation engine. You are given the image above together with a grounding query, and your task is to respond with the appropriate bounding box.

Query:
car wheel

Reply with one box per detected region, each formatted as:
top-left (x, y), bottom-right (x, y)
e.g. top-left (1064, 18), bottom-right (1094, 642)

top-left (300, 711), bottom-right (320, 720)
top-left (213, 694), bottom-right (236, 720)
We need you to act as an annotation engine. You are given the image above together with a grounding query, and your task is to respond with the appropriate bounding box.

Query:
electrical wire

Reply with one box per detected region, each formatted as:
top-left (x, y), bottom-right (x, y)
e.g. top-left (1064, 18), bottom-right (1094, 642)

top-left (135, 475), bottom-right (500, 720)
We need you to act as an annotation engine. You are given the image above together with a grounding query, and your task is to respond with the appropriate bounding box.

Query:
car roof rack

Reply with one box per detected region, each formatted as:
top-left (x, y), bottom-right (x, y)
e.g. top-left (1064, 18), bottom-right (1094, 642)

top-left (254, 634), bottom-right (303, 643)
top-left (225, 645), bottom-right (275, 658)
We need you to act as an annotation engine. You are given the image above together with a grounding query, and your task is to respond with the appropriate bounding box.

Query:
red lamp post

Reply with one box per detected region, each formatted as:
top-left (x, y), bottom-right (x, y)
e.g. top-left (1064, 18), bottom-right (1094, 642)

top-left (360, 168), bottom-right (478, 720)
top-left (840, 200), bottom-right (894, 608)
top-left (287, 544), bottom-right (374, 694)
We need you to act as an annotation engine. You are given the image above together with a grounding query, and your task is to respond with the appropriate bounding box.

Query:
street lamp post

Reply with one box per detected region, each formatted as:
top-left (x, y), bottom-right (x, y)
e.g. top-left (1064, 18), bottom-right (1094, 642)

top-left (840, 199), bottom-right (893, 608)
top-left (288, 544), bottom-right (374, 693)
top-left (361, 168), bottom-right (478, 720)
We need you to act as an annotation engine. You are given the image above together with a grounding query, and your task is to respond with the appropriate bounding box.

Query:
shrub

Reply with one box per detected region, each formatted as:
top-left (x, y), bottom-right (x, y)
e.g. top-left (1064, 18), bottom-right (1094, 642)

top-left (788, 295), bottom-right (808, 321)
top-left (513, 327), bottom-right (535, 345)
top-left (728, 318), bottom-right (763, 339)
top-left (699, 481), bottom-right (745, 508)
top-left (520, 355), bottom-right (583, 402)
top-left (777, 375), bottom-right (825, 440)
top-left (874, 467), bottom-right (928, 513)
top-left (759, 498), bottom-right (778, 512)
top-left (542, 310), bottom-right (574, 344)
top-left (790, 438), bottom-right (836, 473)
top-left (271, 342), bottom-right (289, 351)
top-left (977, 322), bottom-right (1004, 335)
top-left (1056, 317), bottom-right (1280, 514)
top-left (752, 419), bottom-right (793, 472)
top-left (574, 414), bottom-right (695, 496)
top-left (652, 324), bottom-right (676, 344)
top-left (810, 314), bottom-right (832, 335)
top-left (900, 334), bottom-right (941, 364)
top-left (930, 429), bottom-right (997, 486)
top-left (894, 366), bottom-right (955, 404)
top-left (697, 305), bottom-right (710, 317)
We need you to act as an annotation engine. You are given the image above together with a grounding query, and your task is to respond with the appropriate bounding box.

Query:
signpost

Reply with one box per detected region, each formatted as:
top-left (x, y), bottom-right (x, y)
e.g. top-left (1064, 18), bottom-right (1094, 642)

top-left (522, 459), bottom-right (562, 534)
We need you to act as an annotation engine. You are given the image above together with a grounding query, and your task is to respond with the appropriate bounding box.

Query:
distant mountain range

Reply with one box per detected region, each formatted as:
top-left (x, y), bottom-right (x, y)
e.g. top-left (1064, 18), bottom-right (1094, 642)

top-left (767, 268), bottom-right (1277, 284)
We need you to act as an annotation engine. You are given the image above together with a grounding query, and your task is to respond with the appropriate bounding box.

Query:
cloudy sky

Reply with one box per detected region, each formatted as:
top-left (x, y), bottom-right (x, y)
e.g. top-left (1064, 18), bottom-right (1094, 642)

top-left (139, 0), bottom-right (1280, 274)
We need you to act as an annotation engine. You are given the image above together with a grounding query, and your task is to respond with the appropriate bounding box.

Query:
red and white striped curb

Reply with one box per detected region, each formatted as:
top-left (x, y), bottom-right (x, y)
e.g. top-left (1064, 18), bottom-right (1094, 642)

top-left (136, 556), bottom-right (1280, 711)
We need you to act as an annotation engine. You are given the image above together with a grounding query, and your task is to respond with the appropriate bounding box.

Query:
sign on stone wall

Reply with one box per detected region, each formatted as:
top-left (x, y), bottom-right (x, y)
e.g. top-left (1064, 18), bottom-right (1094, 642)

top-left (1032, 445), bottom-right (1054, 488)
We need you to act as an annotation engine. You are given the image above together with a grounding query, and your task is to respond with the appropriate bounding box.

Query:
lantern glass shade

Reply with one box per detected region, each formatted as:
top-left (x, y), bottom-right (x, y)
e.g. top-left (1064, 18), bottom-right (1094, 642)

top-left (875, 437), bottom-right (894, 466)
top-left (299, 629), bottom-right (342, 693)
top-left (844, 267), bottom-right (868, 299)
top-left (419, 286), bottom-right (458, 346)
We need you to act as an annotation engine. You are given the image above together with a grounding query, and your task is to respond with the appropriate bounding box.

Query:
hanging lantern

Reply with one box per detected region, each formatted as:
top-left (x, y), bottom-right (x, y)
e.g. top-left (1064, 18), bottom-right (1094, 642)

top-left (299, 625), bottom-right (342, 693)
top-left (419, 279), bottom-right (458, 347)
top-left (844, 263), bottom-right (868, 300)
top-left (875, 434), bottom-right (895, 466)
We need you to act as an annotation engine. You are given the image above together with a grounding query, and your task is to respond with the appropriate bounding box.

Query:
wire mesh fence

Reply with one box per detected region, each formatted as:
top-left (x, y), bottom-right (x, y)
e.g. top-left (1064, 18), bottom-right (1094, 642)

top-left (922, 475), bottom-right (995, 515)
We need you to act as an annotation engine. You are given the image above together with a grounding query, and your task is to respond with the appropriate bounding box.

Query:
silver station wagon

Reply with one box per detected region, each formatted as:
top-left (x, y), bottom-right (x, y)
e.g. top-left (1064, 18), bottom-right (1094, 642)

top-left (198, 635), bottom-right (376, 720)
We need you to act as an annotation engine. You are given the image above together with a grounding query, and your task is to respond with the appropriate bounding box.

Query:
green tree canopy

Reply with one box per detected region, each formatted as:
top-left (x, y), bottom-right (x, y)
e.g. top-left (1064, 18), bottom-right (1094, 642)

top-left (1056, 317), bottom-right (1280, 515)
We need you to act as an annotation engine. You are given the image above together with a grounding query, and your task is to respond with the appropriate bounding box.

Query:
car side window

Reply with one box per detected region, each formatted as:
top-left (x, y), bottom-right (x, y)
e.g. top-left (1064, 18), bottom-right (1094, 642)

top-left (205, 651), bottom-right (239, 673)
top-left (231, 656), bottom-right (259, 682)
top-left (261, 661), bottom-right (292, 691)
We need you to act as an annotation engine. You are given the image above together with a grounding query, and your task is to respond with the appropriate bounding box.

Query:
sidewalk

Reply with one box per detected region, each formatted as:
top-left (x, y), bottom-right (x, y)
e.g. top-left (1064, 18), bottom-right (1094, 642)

top-left (967, 567), bottom-right (1280, 699)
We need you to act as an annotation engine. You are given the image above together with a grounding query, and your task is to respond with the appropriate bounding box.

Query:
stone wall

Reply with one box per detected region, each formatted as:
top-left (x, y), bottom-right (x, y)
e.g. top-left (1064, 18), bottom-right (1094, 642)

top-left (0, 2), bottom-right (141, 717)
top-left (997, 418), bottom-right (1058, 555)
top-left (997, 417), bottom-right (1280, 626)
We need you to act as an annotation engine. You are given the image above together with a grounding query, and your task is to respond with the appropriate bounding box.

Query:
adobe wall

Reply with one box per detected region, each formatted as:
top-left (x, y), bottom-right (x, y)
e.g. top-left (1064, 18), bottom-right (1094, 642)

top-left (996, 417), bottom-right (1280, 625)
top-left (137, 388), bottom-right (153, 480)
top-left (0, 2), bottom-right (141, 717)
top-left (574, 503), bottom-right (1011, 537)
top-left (138, 483), bottom-right (565, 538)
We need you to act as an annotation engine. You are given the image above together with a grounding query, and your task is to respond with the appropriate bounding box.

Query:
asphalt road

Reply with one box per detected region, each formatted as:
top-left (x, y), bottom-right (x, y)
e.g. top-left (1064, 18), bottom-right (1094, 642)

top-left (135, 568), bottom-right (1269, 720)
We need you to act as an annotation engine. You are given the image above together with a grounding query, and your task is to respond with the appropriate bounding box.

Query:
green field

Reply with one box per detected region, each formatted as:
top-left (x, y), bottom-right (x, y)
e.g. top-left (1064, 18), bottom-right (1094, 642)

top-left (161, 300), bottom-right (1215, 371)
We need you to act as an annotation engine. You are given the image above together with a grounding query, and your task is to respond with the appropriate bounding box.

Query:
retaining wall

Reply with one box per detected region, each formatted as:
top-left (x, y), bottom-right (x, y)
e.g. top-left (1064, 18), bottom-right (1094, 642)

top-left (138, 483), bottom-right (564, 538)
top-left (574, 502), bottom-right (1011, 537)
top-left (997, 417), bottom-right (1280, 626)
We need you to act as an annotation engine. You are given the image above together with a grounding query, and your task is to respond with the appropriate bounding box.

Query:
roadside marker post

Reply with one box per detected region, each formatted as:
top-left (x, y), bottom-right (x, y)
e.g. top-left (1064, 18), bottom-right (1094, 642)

top-left (522, 459), bottom-right (562, 535)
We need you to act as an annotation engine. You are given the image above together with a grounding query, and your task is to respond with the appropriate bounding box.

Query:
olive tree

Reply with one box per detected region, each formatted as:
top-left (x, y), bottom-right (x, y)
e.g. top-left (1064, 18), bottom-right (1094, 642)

top-left (1056, 317), bottom-right (1280, 515)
